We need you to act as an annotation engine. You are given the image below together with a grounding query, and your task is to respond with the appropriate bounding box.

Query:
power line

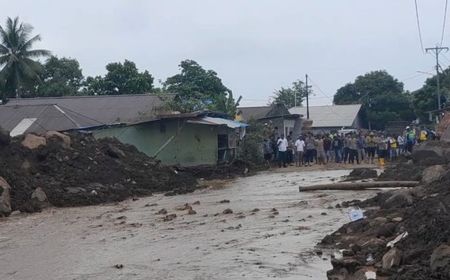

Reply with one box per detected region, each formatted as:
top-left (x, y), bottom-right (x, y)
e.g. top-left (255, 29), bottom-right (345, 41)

top-left (426, 46), bottom-right (449, 110)
top-left (414, 0), bottom-right (426, 53)
top-left (441, 0), bottom-right (449, 46)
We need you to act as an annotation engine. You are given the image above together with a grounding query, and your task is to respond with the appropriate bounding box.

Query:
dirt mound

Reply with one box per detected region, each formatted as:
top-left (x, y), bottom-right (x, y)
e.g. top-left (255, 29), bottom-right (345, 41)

top-left (0, 132), bottom-right (197, 213)
top-left (321, 166), bottom-right (450, 279)
top-left (344, 168), bottom-right (378, 181)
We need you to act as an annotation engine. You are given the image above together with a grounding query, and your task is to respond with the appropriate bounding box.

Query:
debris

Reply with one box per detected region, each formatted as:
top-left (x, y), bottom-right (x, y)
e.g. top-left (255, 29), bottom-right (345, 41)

top-left (188, 209), bottom-right (197, 215)
top-left (382, 247), bottom-right (402, 269)
top-left (21, 134), bottom-right (46, 150)
top-left (192, 201), bottom-right (200, 205)
top-left (430, 244), bottom-right (450, 273)
top-left (344, 168), bottom-right (378, 181)
top-left (222, 208), bottom-right (233, 214)
top-left (299, 181), bottom-right (419, 192)
top-left (219, 199), bottom-right (230, 203)
top-left (157, 208), bottom-right (168, 215)
top-left (162, 214), bottom-right (177, 222)
top-left (387, 232), bottom-right (408, 248)
top-left (114, 264), bottom-right (124, 269)
top-left (0, 177), bottom-right (12, 216)
top-left (421, 165), bottom-right (446, 184)
top-left (348, 208), bottom-right (364, 222)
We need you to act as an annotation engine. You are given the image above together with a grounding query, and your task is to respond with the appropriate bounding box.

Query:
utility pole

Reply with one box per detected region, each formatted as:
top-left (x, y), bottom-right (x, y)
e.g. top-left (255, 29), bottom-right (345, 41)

top-left (305, 74), bottom-right (310, 119)
top-left (425, 46), bottom-right (449, 110)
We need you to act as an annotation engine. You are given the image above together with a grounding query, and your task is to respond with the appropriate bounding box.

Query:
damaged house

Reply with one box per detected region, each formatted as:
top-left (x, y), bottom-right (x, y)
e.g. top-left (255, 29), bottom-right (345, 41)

top-left (0, 95), bottom-right (247, 166)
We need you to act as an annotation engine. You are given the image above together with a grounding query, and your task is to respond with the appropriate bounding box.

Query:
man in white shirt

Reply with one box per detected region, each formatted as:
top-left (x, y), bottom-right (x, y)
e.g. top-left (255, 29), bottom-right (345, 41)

top-left (277, 134), bottom-right (288, 168)
top-left (294, 136), bottom-right (305, 166)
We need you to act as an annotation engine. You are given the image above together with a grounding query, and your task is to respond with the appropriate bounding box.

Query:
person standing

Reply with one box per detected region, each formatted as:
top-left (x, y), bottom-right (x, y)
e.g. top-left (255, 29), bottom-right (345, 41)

top-left (324, 134), bottom-right (332, 163)
top-left (366, 132), bottom-right (377, 164)
top-left (342, 134), bottom-right (351, 164)
top-left (389, 135), bottom-right (398, 161)
top-left (294, 136), bottom-right (305, 167)
top-left (348, 134), bottom-right (359, 164)
top-left (277, 134), bottom-right (288, 168)
top-left (397, 134), bottom-right (405, 155)
top-left (332, 135), bottom-right (342, 163)
top-left (263, 139), bottom-right (273, 167)
top-left (357, 133), bottom-right (365, 163)
top-left (316, 135), bottom-right (326, 165)
top-left (377, 134), bottom-right (388, 165)
top-left (305, 134), bottom-right (316, 167)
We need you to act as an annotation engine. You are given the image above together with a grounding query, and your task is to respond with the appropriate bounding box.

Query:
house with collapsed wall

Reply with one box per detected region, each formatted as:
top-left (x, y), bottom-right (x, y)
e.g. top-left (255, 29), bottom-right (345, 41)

top-left (237, 103), bottom-right (303, 139)
top-left (289, 104), bottom-right (363, 134)
top-left (0, 95), bottom-right (247, 166)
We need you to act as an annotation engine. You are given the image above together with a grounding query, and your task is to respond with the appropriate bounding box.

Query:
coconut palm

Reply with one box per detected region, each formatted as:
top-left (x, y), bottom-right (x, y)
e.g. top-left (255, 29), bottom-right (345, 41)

top-left (0, 17), bottom-right (50, 101)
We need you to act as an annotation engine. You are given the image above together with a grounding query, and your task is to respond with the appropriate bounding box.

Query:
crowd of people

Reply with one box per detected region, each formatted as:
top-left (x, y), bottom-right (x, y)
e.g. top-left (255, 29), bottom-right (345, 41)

top-left (262, 126), bottom-right (434, 168)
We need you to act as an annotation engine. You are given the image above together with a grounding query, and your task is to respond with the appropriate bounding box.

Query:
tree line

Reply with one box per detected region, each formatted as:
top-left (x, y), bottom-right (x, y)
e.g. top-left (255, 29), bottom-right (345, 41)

top-left (1, 16), bottom-right (448, 128)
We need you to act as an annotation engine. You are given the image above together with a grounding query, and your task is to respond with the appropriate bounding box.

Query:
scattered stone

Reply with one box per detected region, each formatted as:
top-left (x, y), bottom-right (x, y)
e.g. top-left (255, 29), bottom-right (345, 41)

top-left (219, 199), bottom-right (230, 203)
top-left (297, 226), bottom-right (310, 230)
top-left (10, 210), bottom-right (21, 216)
top-left (162, 214), bottom-right (177, 222)
top-left (31, 187), bottom-right (49, 208)
top-left (157, 208), bottom-right (168, 215)
top-left (251, 208), bottom-right (260, 212)
top-left (321, 212), bottom-right (328, 216)
top-left (0, 177), bottom-right (11, 216)
top-left (373, 217), bottom-right (388, 224)
top-left (268, 215), bottom-right (275, 218)
top-left (114, 264), bottom-right (124, 269)
top-left (384, 189), bottom-right (414, 209)
top-left (45, 131), bottom-right (71, 149)
top-left (223, 208), bottom-right (233, 214)
top-left (382, 247), bottom-right (402, 269)
top-left (421, 165), bottom-right (446, 184)
top-left (430, 244), bottom-right (450, 272)
top-left (175, 203), bottom-right (192, 211)
top-left (392, 217), bottom-right (403, 222)
top-left (188, 209), bottom-right (197, 215)
top-left (21, 134), bottom-right (47, 150)
top-left (192, 201), bottom-right (200, 205)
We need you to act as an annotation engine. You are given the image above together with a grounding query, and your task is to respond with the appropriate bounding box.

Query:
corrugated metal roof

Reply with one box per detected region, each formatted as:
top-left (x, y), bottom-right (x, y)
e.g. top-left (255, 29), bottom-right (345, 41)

top-left (187, 117), bottom-right (248, 128)
top-left (289, 104), bottom-right (362, 128)
top-left (0, 95), bottom-right (170, 134)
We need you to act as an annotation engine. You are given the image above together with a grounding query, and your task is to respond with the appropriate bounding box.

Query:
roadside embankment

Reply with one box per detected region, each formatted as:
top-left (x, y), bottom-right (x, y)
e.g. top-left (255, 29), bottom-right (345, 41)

top-left (320, 141), bottom-right (450, 280)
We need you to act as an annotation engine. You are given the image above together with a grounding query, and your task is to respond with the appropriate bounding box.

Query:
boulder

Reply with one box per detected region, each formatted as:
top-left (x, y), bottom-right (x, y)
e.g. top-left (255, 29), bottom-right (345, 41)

top-left (412, 143), bottom-right (447, 166)
top-left (45, 131), bottom-right (71, 148)
top-left (383, 189), bottom-right (413, 209)
top-left (31, 187), bottom-right (49, 208)
top-left (21, 134), bottom-right (47, 150)
top-left (430, 244), bottom-right (450, 272)
top-left (421, 165), bottom-right (446, 184)
top-left (0, 126), bottom-right (11, 146)
top-left (0, 177), bottom-right (12, 216)
top-left (382, 248), bottom-right (402, 269)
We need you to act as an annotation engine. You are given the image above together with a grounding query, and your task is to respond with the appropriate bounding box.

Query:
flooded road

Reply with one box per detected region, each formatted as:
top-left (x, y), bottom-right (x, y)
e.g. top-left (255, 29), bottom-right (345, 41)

top-left (0, 169), bottom-right (380, 280)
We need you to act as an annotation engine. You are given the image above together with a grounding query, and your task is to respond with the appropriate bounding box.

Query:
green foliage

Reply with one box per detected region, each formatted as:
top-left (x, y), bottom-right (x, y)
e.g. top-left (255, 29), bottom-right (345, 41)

top-left (237, 120), bottom-right (265, 165)
top-left (35, 56), bottom-right (84, 97)
top-left (83, 60), bottom-right (153, 95)
top-left (333, 70), bottom-right (415, 130)
top-left (0, 17), bottom-right (50, 101)
top-left (164, 60), bottom-right (240, 115)
top-left (272, 80), bottom-right (307, 108)
top-left (412, 67), bottom-right (450, 122)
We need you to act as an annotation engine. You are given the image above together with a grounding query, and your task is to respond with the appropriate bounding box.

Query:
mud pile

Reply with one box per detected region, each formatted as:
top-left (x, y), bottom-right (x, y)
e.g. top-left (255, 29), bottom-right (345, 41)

top-left (0, 131), bottom-right (197, 214)
top-left (320, 141), bottom-right (450, 279)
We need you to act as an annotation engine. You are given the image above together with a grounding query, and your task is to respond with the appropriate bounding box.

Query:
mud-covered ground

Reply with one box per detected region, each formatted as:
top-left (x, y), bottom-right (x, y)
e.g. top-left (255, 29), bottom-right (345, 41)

top-left (0, 169), bottom-right (381, 280)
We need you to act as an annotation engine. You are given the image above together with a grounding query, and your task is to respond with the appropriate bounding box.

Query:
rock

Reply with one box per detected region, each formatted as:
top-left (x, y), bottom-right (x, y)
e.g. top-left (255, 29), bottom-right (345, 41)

top-left (21, 134), bottom-right (47, 150)
top-left (10, 210), bottom-right (21, 216)
top-left (412, 143), bottom-right (447, 165)
top-left (157, 208), bottom-right (168, 215)
top-left (162, 214), bottom-right (177, 222)
top-left (223, 208), bottom-right (233, 214)
top-left (384, 189), bottom-right (413, 209)
top-left (31, 187), bottom-right (49, 208)
top-left (188, 209), bottom-right (197, 215)
top-left (346, 168), bottom-right (378, 181)
top-left (105, 144), bottom-right (126, 158)
top-left (0, 126), bottom-right (11, 146)
top-left (45, 131), bottom-right (71, 148)
top-left (192, 201), bottom-right (200, 205)
top-left (392, 217), bottom-right (403, 222)
top-left (430, 244), bottom-right (450, 272)
top-left (382, 248), bottom-right (402, 269)
top-left (373, 217), bottom-right (388, 224)
top-left (219, 199), bottom-right (230, 203)
top-left (251, 208), bottom-right (260, 212)
top-left (421, 165), bottom-right (446, 184)
top-left (376, 222), bottom-right (396, 238)
top-left (0, 177), bottom-right (12, 216)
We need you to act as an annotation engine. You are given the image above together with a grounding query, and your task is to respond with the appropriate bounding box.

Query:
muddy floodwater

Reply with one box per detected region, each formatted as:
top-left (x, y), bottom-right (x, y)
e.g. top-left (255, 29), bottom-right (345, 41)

top-left (0, 169), bottom-right (380, 280)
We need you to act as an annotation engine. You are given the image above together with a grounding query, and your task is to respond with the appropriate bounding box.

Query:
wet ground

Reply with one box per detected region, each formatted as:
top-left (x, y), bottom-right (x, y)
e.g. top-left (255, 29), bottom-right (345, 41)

top-left (0, 169), bottom-right (380, 280)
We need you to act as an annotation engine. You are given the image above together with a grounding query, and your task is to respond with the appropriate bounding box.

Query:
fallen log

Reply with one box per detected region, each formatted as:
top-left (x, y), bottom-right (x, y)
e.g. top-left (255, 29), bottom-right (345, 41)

top-left (299, 181), bottom-right (419, 192)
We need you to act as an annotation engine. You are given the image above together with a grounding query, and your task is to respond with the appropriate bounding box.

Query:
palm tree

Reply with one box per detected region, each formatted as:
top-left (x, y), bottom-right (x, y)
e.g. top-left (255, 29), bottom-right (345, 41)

top-left (0, 17), bottom-right (50, 102)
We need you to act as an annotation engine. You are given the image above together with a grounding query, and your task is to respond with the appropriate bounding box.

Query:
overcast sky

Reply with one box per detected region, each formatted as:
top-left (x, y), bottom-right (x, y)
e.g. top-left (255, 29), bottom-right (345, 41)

top-left (2, 0), bottom-right (449, 106)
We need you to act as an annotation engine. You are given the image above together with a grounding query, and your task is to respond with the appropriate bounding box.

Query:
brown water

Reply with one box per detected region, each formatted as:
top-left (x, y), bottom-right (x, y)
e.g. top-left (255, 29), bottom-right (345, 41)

top-left (0, 169), bottom-right (379, 280)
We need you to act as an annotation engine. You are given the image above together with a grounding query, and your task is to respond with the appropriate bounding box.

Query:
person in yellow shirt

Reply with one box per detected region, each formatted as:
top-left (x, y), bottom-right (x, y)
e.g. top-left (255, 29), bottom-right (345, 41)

top-left (389, 135), bottom-right (398, 161)
top-left (419, 128), bottom-right (428, 143)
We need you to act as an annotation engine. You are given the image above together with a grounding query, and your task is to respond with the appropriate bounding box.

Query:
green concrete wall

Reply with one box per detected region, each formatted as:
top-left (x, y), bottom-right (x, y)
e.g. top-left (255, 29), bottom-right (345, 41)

top-left (93, 120), bottom-right (219, 166)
